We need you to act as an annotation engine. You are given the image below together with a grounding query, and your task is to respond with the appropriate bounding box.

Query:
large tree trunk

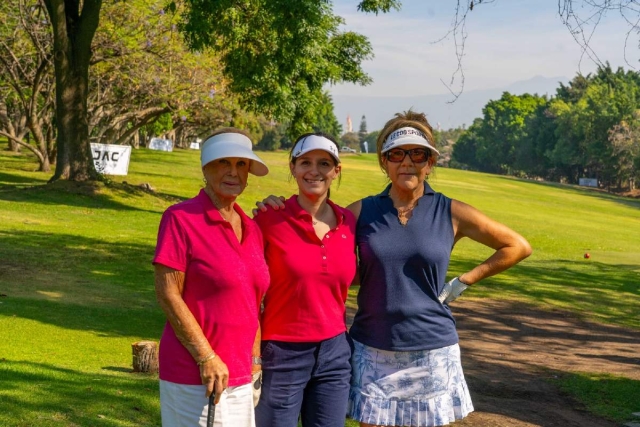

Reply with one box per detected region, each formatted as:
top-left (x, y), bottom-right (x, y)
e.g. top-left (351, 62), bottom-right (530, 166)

top-left (8, 139), bottom-right (21, 152)
top-left (44, 0), bottom-right (102, 182)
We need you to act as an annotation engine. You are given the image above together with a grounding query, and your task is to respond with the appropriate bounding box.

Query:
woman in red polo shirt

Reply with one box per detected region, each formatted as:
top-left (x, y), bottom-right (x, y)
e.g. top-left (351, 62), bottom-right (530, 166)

top-left (154, 128), bottom-right (270, 427)
top-left (253, 133), bottom-right (357, 427)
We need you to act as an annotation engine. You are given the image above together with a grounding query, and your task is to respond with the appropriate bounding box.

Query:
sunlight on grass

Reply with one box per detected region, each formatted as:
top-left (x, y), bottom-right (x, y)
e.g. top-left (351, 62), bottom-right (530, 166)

top-left (552, 372), bottom-right (640, 423)
top-left (1, 144), bottom-right (639, 426)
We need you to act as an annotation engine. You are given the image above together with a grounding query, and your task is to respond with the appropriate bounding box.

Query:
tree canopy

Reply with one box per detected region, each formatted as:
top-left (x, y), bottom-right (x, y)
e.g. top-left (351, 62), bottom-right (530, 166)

top-left (452, 65), bottom-right (640, 189)
top-left (177, 0), bottom-right (400, 138)
top-left (0, 0), bottom-right (399, 181)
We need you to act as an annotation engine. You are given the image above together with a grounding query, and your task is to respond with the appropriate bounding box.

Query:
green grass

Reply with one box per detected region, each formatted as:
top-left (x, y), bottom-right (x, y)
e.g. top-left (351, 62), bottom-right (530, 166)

top-left (1, 144), bottom-right (639, 425)
top-left (552, 372), bottom-right (640, 423)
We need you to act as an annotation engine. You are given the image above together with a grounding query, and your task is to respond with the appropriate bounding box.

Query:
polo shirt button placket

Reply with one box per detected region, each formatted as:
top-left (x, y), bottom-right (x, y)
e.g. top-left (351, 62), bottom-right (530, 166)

top-left (321, 238), bottom-right (328, 271)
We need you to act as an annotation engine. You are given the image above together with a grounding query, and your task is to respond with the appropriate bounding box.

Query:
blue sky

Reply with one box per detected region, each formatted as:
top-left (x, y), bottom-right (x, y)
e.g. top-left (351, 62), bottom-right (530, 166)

top-left (330, 0), bottom-right (639, 97)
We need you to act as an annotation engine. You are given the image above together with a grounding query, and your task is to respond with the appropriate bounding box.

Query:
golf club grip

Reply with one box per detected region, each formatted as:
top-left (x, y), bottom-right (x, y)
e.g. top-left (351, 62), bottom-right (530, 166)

top-left (206, 392), bottom-right (215, 427)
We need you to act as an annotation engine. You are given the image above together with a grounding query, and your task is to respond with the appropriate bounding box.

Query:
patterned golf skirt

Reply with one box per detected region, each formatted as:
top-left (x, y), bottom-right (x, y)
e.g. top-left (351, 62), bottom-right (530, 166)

top-left (348, 340), bottom-right (473, 426)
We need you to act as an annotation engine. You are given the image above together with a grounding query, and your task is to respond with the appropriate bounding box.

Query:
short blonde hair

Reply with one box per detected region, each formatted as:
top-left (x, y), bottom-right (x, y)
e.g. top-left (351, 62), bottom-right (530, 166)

top-left (376, 110), bottom-right (437, 172)
top-left (205, 127), bottom-right (253, 142)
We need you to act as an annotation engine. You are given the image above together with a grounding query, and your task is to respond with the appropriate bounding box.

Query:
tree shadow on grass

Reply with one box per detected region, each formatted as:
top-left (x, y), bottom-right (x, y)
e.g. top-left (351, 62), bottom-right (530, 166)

top-left (0, 171), bottom-right (48, 186)
top-left (0, 230), bottom-right (165, 338)
top-left (0, 360), bottom-right (160, 426)
top-left (448, 257), bottom-right (640, 329)
top-left (0, 180), bottom-right (184, 213)
top-left (2, 296), bottom-right (164, 339)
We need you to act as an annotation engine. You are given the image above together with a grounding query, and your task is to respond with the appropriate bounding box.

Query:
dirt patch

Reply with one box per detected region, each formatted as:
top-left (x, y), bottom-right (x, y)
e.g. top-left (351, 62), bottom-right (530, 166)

top-left (347, 299), bottom-right (640, 426)
top-left (619, 189), bottom-right (640, 198)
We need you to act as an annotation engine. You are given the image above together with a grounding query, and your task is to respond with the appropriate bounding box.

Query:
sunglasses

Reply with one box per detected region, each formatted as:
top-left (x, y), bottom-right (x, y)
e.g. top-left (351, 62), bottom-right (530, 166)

top-left (385, 148), bottom-right (430, 163)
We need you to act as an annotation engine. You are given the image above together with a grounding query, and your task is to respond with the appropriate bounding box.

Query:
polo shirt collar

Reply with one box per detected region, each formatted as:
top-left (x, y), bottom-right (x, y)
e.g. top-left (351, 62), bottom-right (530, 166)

top-left (287, 195), bottom-right (346, 227)
top-left (380, 181), bottom-right (435, 197)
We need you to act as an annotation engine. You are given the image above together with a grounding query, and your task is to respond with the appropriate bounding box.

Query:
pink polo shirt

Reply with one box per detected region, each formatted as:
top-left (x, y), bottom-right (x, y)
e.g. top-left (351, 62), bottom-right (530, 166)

top-left (254, 196), bottom-right (356, 342)
top-left (153, 189), bottom-right (270, 386)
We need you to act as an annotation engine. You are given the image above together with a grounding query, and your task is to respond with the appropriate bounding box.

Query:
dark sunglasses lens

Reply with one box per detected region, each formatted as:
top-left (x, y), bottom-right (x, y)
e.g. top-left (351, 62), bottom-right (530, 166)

top-left (387, 150), bottom-right (406, 162)
top-left (409, 149), bottom-right (429, 163)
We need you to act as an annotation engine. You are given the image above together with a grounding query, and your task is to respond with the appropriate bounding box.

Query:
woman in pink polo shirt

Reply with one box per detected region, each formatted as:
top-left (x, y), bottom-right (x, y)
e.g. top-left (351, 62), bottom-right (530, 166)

top-left (153, 128), bottom-right (270, 427)
top-left (253, 133), bottom-right (357, 427)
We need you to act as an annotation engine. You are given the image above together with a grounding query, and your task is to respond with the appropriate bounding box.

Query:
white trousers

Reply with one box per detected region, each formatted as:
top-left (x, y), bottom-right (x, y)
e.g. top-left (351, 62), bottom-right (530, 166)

top-left (160, 380), bottom-right (255, 427)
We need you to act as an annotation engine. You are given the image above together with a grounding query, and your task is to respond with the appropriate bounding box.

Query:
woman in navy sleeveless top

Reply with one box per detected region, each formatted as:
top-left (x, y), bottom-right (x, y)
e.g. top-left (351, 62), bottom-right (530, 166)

top-left (346, 111), bottom-right (532, 427)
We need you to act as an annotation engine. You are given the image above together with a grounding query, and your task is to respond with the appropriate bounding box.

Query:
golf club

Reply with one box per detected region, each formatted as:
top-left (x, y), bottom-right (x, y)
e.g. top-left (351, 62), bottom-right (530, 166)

top-left (206, 390), bottom-right (215, 427)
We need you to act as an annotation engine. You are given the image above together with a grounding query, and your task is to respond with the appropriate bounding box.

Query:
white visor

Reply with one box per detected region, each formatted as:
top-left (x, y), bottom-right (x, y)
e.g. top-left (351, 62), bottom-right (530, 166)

top-left (381, 127), bottom-right (440, 156)
top-left (292, 135), bottom-right (340, 162)
top-left (201, 132), bottom-right (268, 176)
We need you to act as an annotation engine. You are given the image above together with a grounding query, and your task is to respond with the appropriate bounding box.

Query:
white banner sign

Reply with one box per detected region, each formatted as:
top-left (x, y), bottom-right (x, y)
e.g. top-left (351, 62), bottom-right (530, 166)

top-left (190, 142), bottom-right (200, 150)
top-left (91, 143), bottom-right (132, 175)
top-left (149, 137), bottom-right (173, 152)
top-left (579, 178), bottom-right (598, 188)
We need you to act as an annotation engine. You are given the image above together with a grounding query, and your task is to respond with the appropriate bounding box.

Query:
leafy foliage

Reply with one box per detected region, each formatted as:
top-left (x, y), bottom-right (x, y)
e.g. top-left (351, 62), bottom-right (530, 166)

top-left (178, 0), bottom-right (398, 137)
top-left (0, 0), bottom-right (55, 171)
top-left (452, 64), bottom-right (640, 190)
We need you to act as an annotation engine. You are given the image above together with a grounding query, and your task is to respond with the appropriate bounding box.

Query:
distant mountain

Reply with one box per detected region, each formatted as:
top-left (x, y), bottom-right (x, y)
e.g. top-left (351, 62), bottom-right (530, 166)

top-left (331, 75), bottom-right (569, 132)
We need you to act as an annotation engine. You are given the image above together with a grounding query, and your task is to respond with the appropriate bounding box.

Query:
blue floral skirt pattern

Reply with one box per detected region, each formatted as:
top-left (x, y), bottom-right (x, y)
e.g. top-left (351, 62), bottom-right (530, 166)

top-left (348, 340), bottom-right (473, 426)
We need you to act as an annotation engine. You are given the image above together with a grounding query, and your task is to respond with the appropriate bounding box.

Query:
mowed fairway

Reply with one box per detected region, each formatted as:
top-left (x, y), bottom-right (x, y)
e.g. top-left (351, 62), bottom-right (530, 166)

top-left (0, 145), bottom-right (638, 426)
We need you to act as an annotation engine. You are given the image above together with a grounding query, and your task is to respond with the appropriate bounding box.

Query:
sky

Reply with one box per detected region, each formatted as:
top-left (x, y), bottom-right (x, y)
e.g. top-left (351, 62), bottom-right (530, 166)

top-left (328, 0), bottom-right (640, 129)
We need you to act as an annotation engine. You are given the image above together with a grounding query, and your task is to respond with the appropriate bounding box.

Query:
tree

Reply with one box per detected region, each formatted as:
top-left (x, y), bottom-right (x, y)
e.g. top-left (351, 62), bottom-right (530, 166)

top-left (434, 126), bottom-right (466, 167)
top-left (515, 101), bottom-right (558, 179)
top-left (452, 118), bottom-right (483, 170)
top-left (87, 0), bottom-right (231, 149)
top-left (1, 0), bottom-right (253, 175)
top-left (311, 92), bottom-right (342, 142)
top-left (609, 113), bottom-right (640, 190)
top-left (358, 115), bottom-right (368, 141)
top-left (340, 132), bottom-right (360, 149)
top-left (0, 0), bottom-right (56, 171)
top-left (547, 66), bottom-right (640, 186)
top-left (178, 0), bottom-right (400, 138)
top-left (21, 0), bottom-right (399, 181)
top-left (362, 130), bottom-right (379, 153)
top-left (474, 92), bottom-right (546, 174)
top-left (43, 0), bottom-right (102, 181)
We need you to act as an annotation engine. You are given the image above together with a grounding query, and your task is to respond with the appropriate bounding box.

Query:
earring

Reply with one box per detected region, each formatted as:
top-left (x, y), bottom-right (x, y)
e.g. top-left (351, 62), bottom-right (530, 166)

top-left (203, 177), bottom-right (207, 184)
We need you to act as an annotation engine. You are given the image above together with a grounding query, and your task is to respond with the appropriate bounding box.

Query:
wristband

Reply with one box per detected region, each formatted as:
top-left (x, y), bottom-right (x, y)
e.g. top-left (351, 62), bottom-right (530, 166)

top-left (197, 352), bottom-right (216, 366)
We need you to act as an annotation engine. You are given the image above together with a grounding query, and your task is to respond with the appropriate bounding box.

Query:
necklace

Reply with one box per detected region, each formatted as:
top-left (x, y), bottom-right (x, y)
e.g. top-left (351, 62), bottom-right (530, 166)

top-left (396, 200), bottom-right (418, 226)
top-left (311, 203), bottom-right (329, 226)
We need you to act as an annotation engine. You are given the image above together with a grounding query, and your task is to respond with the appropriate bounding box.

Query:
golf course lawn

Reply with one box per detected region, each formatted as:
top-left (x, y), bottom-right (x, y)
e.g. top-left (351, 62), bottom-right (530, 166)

top-left (1, 146), bottom-right (638, 426)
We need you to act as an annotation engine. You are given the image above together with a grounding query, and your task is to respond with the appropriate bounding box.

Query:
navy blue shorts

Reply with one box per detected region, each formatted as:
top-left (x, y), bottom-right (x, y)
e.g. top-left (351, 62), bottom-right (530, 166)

top-left (255, 332), bottom-right (353, 427)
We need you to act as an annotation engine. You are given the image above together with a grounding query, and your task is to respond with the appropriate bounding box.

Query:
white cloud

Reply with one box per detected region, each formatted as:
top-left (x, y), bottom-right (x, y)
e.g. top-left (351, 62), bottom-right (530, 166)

top-left (330, 0), bottom-right (638, 96)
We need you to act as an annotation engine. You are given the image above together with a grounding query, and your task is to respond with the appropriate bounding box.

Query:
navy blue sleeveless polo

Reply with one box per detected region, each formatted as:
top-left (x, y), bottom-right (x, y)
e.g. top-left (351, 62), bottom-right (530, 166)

top-left (349, 182), bottom-right (459, 351)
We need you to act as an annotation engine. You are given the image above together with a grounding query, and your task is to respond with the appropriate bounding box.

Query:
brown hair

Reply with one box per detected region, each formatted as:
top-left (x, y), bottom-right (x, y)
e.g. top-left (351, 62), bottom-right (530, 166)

top-left (376, 110), bottom-right (437, 173)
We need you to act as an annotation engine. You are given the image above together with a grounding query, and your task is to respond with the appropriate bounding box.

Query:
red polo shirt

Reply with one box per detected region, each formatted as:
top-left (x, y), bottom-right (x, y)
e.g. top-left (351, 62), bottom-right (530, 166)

top-left (153, 189), bottom-right (270, 386)
top-left (254, 196), bottom-right (356, 342)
